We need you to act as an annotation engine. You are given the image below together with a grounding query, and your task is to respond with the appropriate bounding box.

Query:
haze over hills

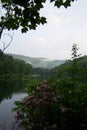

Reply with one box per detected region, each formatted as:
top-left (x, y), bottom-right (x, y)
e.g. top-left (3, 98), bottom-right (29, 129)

top-left (7, 53), bottom-right (65, 68)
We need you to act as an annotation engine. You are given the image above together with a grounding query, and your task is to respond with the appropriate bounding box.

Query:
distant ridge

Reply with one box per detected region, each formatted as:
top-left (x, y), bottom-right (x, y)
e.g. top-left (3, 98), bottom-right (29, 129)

top-left (7, 53), bottom-right (65, 68)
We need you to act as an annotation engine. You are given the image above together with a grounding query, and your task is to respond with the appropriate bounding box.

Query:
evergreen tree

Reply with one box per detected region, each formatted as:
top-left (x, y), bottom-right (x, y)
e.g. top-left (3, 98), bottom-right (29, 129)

top-left (71, 43), bottom-right (80, 85)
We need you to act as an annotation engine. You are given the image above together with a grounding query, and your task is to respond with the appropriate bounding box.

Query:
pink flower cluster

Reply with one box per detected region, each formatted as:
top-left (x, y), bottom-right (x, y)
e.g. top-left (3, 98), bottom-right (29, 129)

top-left (15, 80), bottom-right (68, 130)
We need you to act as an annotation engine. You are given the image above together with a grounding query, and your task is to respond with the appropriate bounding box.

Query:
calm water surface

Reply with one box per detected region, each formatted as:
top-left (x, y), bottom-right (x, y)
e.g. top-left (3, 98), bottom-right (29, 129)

top-left (0, 79), bottom-right (27, 130)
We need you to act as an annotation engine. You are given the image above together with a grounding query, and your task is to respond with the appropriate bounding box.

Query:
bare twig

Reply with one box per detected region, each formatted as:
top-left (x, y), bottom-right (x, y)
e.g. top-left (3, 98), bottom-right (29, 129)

top-left (0, 32), bottom-right (14, 57)
top-left (0, 26), bottom-right (4, 39)
top-left (2, 32), bottom-right (14, 51)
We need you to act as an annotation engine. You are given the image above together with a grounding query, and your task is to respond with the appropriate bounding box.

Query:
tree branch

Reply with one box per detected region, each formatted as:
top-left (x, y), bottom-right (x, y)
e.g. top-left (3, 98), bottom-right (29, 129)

top-left (0, 32), bottom-right (14, 57)
top-left (2, 32), bottom-right (14, 51)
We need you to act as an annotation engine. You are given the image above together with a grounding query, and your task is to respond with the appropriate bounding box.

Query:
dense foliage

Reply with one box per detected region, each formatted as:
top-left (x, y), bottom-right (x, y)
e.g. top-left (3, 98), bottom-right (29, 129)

top-left (14, 80), bottom-right (87, 130)
top-left (1, 43), bottom-right (86, 130)
top-left (14, 48), bottom-right (87, 130)
top-left (54, 55), bottom-right (87, 83)
top-left (32, 68), bottom-right (51, 79)
top-left (0, 53), bottom-right (32, 76)
top-left (14, 80), bottom-right (66, 130)
top-left (0, 0), bottom-right (76, 33)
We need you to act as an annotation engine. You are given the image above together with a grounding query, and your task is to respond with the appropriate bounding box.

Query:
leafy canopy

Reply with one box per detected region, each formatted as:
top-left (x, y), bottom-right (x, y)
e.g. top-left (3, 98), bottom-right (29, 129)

top-left (0, 0), bottom-right (76, 33)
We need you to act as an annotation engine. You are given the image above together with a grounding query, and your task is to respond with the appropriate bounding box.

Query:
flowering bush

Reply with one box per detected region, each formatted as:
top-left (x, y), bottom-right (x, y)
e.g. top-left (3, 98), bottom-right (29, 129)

top-left (14, 80), bottom-right (68, 130)
top-left (14, 80), bottom-right (87, 130)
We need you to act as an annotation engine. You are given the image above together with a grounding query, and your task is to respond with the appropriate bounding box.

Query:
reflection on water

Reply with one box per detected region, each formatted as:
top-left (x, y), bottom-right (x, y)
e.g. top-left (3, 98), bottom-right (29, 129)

top-left (0, 79), bottom-right (27, 130)
top-left (0, 79), bottom-right (25, 103)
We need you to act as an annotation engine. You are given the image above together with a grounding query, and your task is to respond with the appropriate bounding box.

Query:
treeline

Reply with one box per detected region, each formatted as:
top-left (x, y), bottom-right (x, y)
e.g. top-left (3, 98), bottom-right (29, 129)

top-left (32, 68), bottom-right (51, 79)
top-left (0, 53), bottom-right (32, 76)
top-left (1, 51), bottom-right (87, 84)
top-left (0, 53), bottom-right (52, 80)
top-left (52, 55), bottom-right (87, 84)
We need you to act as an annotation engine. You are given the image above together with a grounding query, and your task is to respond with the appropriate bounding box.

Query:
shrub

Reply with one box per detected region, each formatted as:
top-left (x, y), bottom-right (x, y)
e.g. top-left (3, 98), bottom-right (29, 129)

top-left (14, 80), bottom-right (87, 130)
top-left (14, 80), bottom-right (67, 130)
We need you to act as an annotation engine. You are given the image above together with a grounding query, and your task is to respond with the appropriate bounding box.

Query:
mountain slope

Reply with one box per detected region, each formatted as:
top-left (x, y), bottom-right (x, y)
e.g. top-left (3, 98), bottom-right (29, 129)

top-left (55, 55), bottom-right (87, 83)
top-left (7, 53), bottom-right (65, 68)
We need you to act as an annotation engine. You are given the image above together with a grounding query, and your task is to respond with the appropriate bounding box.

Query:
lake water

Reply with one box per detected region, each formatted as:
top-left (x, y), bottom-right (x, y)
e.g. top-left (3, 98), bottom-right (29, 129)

top-left (0, 79), bottom-right (27, 130)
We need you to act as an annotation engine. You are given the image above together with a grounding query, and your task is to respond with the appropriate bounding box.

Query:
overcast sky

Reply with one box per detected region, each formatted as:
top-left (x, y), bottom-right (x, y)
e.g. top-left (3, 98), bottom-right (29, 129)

top-left (1, 0), bottom-right (87, 60)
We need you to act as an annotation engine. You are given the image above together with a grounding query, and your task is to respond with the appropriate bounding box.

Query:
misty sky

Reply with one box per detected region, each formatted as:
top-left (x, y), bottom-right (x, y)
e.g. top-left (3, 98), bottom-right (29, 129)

top-left (1, 0), bottom-right (87, 60)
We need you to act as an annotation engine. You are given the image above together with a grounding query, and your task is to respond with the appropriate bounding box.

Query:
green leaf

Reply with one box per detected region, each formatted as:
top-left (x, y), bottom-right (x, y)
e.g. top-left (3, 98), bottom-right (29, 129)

top-left (40, 17), bottom-right (47, 25)
top-left (63, 0), bottom-right (71, 8)
top-left (0, 0), bottom-right (76, 33)
top-left (14, 101), bottom-right (20, 106)
top-left (55, 0), bottom-right (63, 8)
top-left (21, 27), bottom-right (28, 33)
top-left (12, 107), bottom-right (18, 111)
top-left (1, 0), bottom-right (9, 3)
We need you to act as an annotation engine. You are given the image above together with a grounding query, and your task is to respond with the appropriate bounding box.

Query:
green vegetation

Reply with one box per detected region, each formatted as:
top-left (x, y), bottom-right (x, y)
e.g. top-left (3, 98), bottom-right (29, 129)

top-left (14, 81), bottom-right (63, 130)
top-left (1, 44), bottom-right (87, 130)
top-left (50, 44), bottom-right (87, 84)
top-left (14, 79), bottom-right (87, 130)
top-left (0, 0), bottom-right (86, 129)
top-left (0, 0), bottom-right (76, 34)
top-left (0, 53), bottom-right (32, 79)
top-left (0, 53), bottom-right (52, 81)
top-left (32, 68), bottom-right (51, 79)
top-left (13, 44), bottom-right (87, 130)
top-left (54, 55), bottom-right (87, 84)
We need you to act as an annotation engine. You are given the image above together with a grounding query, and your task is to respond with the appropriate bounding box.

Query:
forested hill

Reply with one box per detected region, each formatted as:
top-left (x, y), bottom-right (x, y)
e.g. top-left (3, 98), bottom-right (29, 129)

top-left (7, 53), bottom-right (65, 69)
top-left (55, 55), bottom-right (87, 83)
top-left (0, 53), bottom-right (32, 76)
